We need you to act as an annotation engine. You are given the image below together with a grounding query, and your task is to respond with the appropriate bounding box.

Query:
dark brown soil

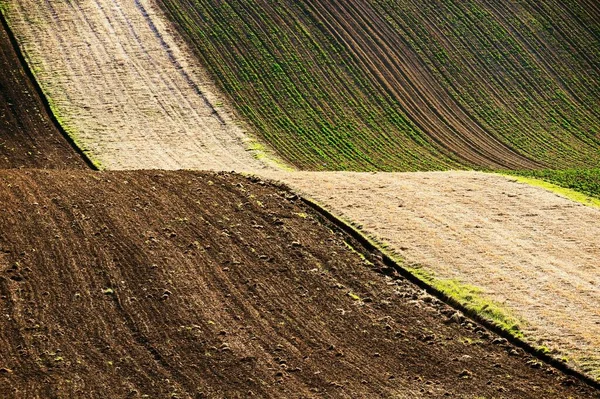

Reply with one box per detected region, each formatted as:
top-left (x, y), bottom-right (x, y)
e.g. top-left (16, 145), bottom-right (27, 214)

top-left (0, 18), bottom-right (85, 169)
top-left (0, 170), bottom-right (596, 398)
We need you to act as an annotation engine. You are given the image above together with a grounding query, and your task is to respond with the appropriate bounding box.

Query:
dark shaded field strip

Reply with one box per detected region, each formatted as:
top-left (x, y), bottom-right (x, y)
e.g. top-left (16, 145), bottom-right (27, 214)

top-left (0, 10), bottom-right (95, 170)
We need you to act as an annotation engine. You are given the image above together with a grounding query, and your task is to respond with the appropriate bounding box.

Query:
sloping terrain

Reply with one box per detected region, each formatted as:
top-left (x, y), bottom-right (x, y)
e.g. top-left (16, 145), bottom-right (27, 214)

top-left (267, 170), bottom-right (600, 380)
top-left (1, 0), bottom-right (599, 395)
top-left (0, 170), bottom-right (596, 398)
top-left (0, 15), bottom-right (85, 169)
top-left (160, 0), bottom-right (600, 171)
top-left (1, 0), bottom-right (273, 171)
top-left (510, 168), bottom-right (600, 200)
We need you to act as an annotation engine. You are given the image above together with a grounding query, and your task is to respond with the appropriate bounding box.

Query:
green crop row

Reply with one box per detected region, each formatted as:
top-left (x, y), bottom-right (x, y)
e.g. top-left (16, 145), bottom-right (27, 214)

top-left (372, 0), bottom-right (600, 168)
top-left (159, 0), bottom-right (600, 171)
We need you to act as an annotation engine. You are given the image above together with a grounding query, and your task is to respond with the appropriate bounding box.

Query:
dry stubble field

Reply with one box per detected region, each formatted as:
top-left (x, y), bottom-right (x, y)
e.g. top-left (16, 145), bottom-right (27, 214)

top-left (267, 170), bottom-right (600, 380)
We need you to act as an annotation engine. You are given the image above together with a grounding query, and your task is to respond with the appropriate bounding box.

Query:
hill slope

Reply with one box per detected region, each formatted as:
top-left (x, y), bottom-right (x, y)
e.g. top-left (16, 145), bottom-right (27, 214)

top-left (160, 0), bottom-right (600, 171)
top-left (267, 170), bottom-right (600, 380)
top-left (0, 170), bottom-right (596, 398)
top-left (0, 14), bottom-right (85, 169)
top-left (1, 0), bottom-right (273, 171)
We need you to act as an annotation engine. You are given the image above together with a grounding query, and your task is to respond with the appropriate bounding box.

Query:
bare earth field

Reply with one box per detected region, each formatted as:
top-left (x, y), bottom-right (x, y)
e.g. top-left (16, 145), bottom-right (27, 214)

top-left (2, 170), bottom-right (596, 398)
top-left (2, 0), bottom-right (272, 171)
top-left (266, 170), bottom-right (600, 380)
top-left (0, 16), bottom-right (84, 169)
top-left (2, 0), bottom-right (599, 394)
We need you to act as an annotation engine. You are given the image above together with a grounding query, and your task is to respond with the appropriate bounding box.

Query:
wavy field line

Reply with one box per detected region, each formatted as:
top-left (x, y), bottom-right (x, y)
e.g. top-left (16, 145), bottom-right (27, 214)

top-left (265, 170), bottom-right (600, 380)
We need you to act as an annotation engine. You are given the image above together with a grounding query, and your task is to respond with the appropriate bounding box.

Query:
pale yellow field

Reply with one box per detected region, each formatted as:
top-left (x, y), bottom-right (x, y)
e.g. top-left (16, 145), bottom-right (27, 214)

top-left (4, 0), bottom-right (275, 171)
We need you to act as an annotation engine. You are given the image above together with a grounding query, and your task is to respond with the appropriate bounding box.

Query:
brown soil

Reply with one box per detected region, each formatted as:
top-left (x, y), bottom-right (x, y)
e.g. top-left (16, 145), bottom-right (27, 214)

top-left (0, 16), bottom-right (85, 169)
top-left (266, 170), bottom-right (600, 381)
top-left (3, 0), bottom-right (274, 171)
top-left (0, 170), bottom-right (596, 398)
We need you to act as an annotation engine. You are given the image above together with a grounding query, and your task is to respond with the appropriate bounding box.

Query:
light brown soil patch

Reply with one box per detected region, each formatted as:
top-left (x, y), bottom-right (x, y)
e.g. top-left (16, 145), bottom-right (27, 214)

top-left (266, 170), bottom-right (600, 380)
top-left (3, 0), bottom-right (273, 171)
top-left (0, 170), bottom-right (596, 398)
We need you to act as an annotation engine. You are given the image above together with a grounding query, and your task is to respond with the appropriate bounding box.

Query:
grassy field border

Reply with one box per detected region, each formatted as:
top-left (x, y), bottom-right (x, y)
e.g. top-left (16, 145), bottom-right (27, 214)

top-left (0, 6), bottom-right (99, 170)
top-left (500, 174), bottom-right (600, 209)
top-left (256, 175), bottom-right (600, 388)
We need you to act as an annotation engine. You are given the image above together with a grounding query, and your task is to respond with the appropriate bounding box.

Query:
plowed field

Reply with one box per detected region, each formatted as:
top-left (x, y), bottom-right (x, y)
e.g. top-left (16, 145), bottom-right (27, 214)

top-left (0, 15), bottom-right (85, 169)
top-left (0, 170), bottom-right (597, 398)
top-left (160, 0), bottom-right (600, 171)
top-left (267, 170), bottom-right (600, 381)
top-left (1, 0), bottom-right (273, 171)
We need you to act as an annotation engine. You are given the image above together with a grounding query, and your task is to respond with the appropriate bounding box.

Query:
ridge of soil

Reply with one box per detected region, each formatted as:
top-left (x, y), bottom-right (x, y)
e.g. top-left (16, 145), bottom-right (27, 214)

top-left (266, 170), bottom-right (600, 382)
top-left (0, 13), bottom-right (85, 169)
top-left (0, 169), bottom-right (597, 398)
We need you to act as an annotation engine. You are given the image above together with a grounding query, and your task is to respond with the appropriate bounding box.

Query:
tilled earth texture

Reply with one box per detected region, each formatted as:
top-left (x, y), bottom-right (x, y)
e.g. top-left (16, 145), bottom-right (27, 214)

top-left (0, 170), bottom-right (596, 398)
top-left (267, 170), bottom-right (600, 381)
top-left (0, 16), bottom-right (85, 169)
top-left (2, 0), bottom-right (272, 171)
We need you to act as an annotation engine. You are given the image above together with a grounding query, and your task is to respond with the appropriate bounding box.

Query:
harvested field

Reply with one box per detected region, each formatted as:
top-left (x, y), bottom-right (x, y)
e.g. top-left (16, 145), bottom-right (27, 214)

top-left (266, 170), bottom-right (600, 381)
top-left (0, 170), bottom-right (596, 398)
top-left (160, 0), bottom-right (600, 171)
top-left (2, 0), bottom-right (273, 171)
top-left (0, 15), bottom-right (85, 169)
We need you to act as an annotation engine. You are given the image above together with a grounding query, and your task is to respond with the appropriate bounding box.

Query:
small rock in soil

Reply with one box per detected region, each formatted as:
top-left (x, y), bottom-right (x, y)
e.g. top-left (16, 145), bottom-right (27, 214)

top-left (458, 369), bottom-right (473, 378)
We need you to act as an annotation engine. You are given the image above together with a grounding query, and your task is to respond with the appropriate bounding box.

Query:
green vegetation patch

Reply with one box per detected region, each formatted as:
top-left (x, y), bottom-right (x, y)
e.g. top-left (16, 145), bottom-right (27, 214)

top-left (407, 265), bottom-right (524, 338)
top-left (504, 169), bottom-right (600, 206)
top-left (160, 0), bottom-right (600, 171)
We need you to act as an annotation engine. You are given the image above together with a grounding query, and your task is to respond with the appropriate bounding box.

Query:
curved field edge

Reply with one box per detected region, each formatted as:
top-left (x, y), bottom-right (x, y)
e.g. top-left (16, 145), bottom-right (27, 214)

top-left (159, 0), bottom-right (600, 171)
top-left (263, 181), bottom-right (599, 386)
top-left (502, 169), bottom-right (600, 204)
top-left (299, 195), bottom-right (525, 336)
top-left (0, 4), bottom-right (100, 169)
top-left (2, 0), bottom-right (280, 171)
top-left (259, 170), bottom-right (600, 383)
top-left (0, 5), bottom-right (90, 169)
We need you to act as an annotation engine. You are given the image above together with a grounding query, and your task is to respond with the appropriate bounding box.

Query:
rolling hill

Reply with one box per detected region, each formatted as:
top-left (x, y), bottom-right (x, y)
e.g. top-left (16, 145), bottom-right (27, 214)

top-left (1, 0), bottom-right (600, 394)
top-left (0, 170), bottom-right (597, 398)
top-left (160, 0), bottom-right (600, 171)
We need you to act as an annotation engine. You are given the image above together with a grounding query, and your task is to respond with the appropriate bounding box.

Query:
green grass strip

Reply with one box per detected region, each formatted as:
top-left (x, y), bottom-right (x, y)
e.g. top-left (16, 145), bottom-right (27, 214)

top-left (298, 192), bottom-right (526, 339)
top-left (502, 173), bottom-right (600, 209)
top-left (406, 265), bottom-right (524, 338)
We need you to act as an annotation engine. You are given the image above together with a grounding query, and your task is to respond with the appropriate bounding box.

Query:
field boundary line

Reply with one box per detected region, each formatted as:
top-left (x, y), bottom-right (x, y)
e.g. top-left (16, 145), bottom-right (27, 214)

top-left (501, 174), bottom-right (600, 209)
top-left (261, 177), bottom-right (600, 390)
top-left (0, 8), bottom-right (97, 170)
